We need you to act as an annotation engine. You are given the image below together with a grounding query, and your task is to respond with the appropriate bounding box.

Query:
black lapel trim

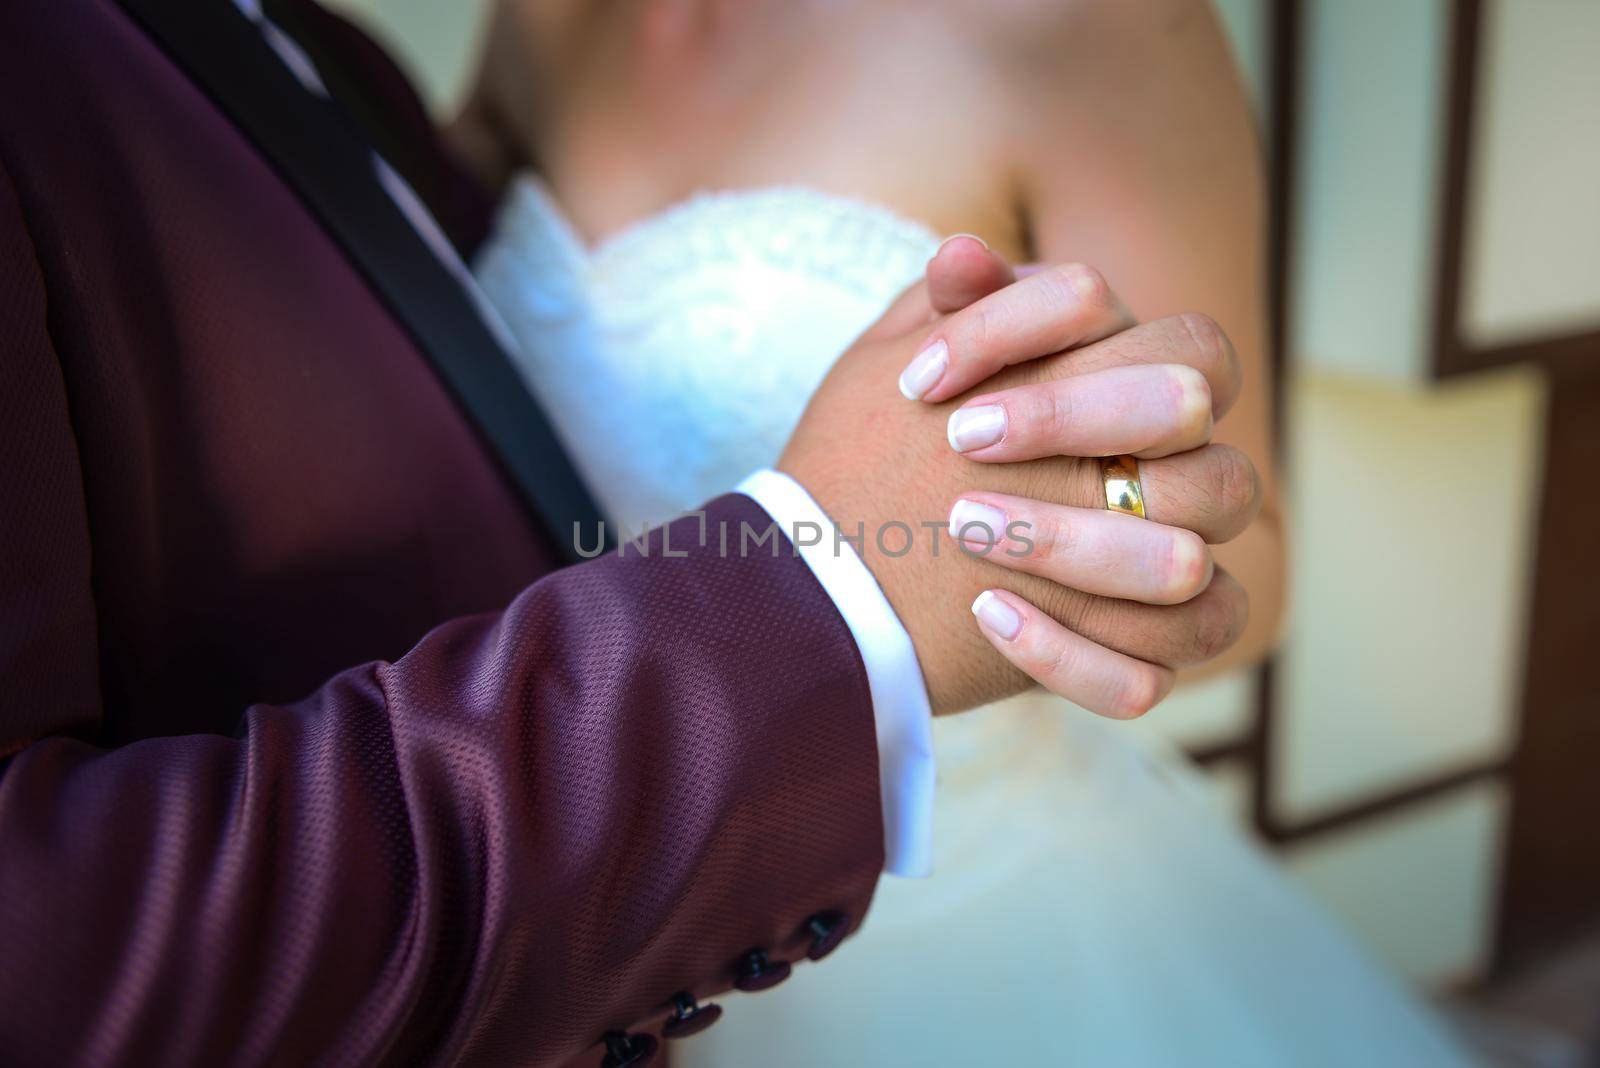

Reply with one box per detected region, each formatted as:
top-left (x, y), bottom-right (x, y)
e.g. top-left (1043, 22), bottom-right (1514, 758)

top-left (115, 0), bottom-right (607, 563)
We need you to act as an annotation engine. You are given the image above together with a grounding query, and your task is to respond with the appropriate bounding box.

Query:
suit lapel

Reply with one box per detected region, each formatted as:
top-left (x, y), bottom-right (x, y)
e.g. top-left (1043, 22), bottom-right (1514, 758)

top-left (115, 0), bottom-right (606, 563)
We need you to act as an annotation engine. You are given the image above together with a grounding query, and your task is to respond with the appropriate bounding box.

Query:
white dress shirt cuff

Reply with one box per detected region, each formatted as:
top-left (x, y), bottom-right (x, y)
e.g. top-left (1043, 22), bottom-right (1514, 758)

top-left (736, 469), bottom-right (935, 878)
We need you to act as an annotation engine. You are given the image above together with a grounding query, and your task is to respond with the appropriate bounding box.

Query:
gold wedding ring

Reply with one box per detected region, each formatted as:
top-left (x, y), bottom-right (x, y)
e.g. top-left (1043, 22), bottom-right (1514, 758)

top-left (1101, 455), bottom-right (1146, 518)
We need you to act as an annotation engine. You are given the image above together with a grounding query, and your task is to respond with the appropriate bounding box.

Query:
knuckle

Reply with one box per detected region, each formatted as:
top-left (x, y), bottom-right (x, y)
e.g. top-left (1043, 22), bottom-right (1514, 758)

top-left (1112, 666), bottom-right (1165, 720)
top-left (1056, 263), bottom-right (1112, 313)
top-left (1167, 365), bottom-right (1214, 434)
top-left (952, 303), bottom-right (1001, 365)
top-left (1158, 530), bottom-right (1212, 603)
top-left (1036, 635), bottom-right (1079, 689)
top-left (1189, 582), bottom-right (1248, 663)
top-left (1177, 312), bottom-right (1226, 373)
top-left (1177, 310), bottom-right (1242, 408)
top-left (1030, 509), bottom-right (1078, 563)
top-left (1036, 381), bottom-right (1076, 447)
top-left (1212, 446), bottom-right (1261, 531)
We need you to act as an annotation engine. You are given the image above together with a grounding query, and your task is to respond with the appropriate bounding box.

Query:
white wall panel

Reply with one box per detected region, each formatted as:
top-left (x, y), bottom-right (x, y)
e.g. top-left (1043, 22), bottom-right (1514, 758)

top-left (1462, 0), bottom-right (1600, 348)
top-left (1290, 0), bottom-right (1450, 381)
top-left (1274, 367), bottom-right (1543, 820)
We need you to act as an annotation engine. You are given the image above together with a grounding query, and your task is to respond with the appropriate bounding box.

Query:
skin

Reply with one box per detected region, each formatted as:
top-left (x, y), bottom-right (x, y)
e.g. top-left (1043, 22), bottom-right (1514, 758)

top-left (785, 251), bottom-right (1253, 715)
top-left (995, 0), bottom-right (1284, 677)
top-left (451, 0), bottom-right (1284, 711)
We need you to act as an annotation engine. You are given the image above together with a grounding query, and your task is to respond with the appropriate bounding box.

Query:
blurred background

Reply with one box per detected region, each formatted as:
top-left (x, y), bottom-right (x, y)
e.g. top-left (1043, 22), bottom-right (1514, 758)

top-left (324, 0), bottom-right (1600, 1061)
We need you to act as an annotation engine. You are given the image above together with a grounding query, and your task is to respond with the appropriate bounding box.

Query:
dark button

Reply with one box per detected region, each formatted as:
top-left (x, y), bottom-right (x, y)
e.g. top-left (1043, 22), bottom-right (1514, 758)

top-left (600, 1030), bottom-right (657, 1068)
top-left (661, 991), bottom-right (723, 1040)
top-left (733, 948), bottom-right (792, 992)
top-left (804, 910), bottom-right (850, 961)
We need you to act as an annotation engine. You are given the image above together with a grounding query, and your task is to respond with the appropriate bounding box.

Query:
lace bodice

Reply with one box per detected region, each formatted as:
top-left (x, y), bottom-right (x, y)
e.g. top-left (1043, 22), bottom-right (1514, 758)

top-left (474, 176), bottom-right (942, 528)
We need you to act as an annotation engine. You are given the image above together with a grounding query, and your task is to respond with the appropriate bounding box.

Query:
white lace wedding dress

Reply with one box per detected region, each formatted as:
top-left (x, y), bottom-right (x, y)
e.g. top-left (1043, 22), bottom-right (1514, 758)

top-left (474, 178), bottom-right (1474, 1067)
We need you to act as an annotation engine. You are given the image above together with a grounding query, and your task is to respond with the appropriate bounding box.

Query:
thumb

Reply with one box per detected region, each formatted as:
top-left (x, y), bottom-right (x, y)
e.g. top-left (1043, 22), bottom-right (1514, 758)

top-left (926, 234), bottom-right (1015, 314)
top-left (859, 234), bottom-right (1018, 344)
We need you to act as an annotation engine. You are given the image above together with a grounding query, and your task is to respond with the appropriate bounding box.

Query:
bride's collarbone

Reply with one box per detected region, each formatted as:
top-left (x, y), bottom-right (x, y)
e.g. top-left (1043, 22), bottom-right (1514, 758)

top-left (536, 135), bottom-right (1026, 264)
top-left (528, 43), bottom-right (1026, 255)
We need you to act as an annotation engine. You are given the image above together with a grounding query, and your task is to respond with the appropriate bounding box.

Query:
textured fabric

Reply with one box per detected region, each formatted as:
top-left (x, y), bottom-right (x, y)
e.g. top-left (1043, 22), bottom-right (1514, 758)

top-left (0, 2), bottom-right (883, 1064)
top-left (120, 0), bottom-right (607, 561)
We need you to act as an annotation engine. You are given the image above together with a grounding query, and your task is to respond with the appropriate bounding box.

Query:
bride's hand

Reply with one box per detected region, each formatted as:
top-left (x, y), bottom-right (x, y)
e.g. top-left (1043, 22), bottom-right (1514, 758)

top-left (781, 245), bottom-right (1255, 719)
top-left (907, 251), bottom-right (1261, 716)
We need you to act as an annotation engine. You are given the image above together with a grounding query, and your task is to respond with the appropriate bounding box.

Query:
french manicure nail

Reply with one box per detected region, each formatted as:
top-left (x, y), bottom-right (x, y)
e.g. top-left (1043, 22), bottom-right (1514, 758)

top-left (949, 499), bottom-right (1007, 547)
top-left (938, 232), bottom-right (990, 252)
top-left (971, 590), bottom-right (1022, 640)
top-left (898, 339), bottom-right (948, 400)
top-left (947, 404), bottom-right (1006, 452)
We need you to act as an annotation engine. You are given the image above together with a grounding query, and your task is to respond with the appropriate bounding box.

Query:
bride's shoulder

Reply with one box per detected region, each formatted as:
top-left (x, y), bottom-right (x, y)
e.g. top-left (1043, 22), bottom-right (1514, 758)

top-left (926, 0), bottom-right (1236, 127)
top-left (948, 0), bottom-right (1212, 32)
top-left (938, 0), bottom-right (1221, 71)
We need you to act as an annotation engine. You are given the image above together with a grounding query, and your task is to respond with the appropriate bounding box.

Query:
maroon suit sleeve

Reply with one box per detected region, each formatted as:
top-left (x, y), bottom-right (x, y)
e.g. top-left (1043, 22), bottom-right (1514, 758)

top-left (0, 156), bottom-right (883, 1066)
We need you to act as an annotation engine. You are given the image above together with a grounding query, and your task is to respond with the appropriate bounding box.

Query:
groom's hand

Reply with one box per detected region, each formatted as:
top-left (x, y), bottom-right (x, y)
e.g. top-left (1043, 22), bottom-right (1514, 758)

top-left (780, 242), bottom-right (1258, 717)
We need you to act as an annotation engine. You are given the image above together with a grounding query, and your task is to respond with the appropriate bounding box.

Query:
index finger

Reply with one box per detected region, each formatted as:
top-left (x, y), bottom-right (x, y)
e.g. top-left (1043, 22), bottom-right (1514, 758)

top-left (897, 263), bottom-right (1135, 403)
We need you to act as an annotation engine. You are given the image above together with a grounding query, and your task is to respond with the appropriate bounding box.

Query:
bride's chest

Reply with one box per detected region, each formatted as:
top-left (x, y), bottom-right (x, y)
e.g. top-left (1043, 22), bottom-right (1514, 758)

top-left (479, 182), bottom-right (940, 395)
top-left (526, 11), bottom-right (1023, 258)
top-left (471, 179), bottom-right (942, 519)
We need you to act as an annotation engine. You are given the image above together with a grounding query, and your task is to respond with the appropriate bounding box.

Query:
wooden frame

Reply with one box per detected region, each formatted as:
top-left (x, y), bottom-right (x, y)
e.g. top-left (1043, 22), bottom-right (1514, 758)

top-left (1431, 0), bottom-right (1600, 382)
top-left (1192, 0), bottom-right (1600, 980)
top-left (1430, 0), bottom-right (1600, 973)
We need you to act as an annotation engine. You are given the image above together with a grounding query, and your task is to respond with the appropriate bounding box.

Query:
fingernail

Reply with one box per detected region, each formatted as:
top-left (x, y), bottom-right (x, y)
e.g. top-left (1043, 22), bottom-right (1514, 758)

top-left (947, 404), bottom-right (1006, 452)
top-left (898, 339), bottom-right (948, 400)
top-left (938, 232), bottom-right (989, 252)
top-left (949, 499), bottom-right (1007, 547)
top-left (971, 590), bottom-right (1022, 640)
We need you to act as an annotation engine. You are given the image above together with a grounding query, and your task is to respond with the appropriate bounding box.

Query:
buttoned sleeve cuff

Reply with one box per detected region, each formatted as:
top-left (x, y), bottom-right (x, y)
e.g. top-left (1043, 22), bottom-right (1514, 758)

top-left (736, 469), bottom-right (934, 877)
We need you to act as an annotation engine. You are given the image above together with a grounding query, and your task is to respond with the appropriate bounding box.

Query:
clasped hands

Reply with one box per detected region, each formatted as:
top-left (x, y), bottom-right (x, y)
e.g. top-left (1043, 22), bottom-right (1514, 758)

top-left (781, 238), bottom-right (1260, 717)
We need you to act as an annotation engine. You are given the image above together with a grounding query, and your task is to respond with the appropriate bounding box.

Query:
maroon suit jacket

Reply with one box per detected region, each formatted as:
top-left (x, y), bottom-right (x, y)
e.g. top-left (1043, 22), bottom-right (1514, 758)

top-left (0, 1), bottom-right (883, 1064)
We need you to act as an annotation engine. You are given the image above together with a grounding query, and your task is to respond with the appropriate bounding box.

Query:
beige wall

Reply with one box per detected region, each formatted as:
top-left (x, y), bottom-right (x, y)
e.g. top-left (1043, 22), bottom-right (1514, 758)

top-left (1276, 366), bottom-right (1543, 822)
top-left (1271, 367), bottom-right (1541, 984)
top-left (1463, 0), bottom-right (1600, 347)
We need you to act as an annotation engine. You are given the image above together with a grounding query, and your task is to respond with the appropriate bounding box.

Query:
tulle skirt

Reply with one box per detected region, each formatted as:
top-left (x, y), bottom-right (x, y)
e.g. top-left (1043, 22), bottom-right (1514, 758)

top-left (675, 693), bottom-right (1476, 1067)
